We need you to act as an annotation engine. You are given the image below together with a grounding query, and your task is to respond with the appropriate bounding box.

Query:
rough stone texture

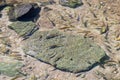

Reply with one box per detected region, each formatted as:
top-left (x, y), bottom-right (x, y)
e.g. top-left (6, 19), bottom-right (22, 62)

top-left (2, 0), bottom-right (55, 6)
top-left (8, 3), bottom-right (41, 21)
top-left (23, 29), bottom-right (106, 73)
top-left (59, 0), bottom-right (83, 8)
top-left (1, 0), bottom-right (120, 80)
top-left (8, 3), bottom-right (32, 21)
top-left (37, 6), bottom-right (82, 30)
top-left (8, 21), bottom-right (38, 38)
top-left (0, 55), bottom-right (23, 77)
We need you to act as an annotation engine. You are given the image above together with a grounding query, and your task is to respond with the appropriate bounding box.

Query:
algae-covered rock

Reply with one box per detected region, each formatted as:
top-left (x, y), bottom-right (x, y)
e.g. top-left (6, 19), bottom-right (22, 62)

top-left (23, 29), bottom-right (106, 73)
top-left (0, 55), bottom-right (23, 77)
top-left (59, 0), bottom-right (83, 8)
top-left (8, 21), bottom-right (38, 38)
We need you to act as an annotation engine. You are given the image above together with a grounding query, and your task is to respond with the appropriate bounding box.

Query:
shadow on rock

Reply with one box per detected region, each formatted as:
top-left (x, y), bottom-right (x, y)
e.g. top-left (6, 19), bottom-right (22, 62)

top-left (0, 5), bottom-right (7, 17)
top-left (8, 3), bottom-right (41, 22)
top-left (18, 4), bottom-right (41, 22)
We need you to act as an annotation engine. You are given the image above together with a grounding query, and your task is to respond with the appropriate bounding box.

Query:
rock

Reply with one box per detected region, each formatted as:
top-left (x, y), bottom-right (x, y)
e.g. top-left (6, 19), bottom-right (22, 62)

top-left (59, 0), bottom-right (83, 8)
top-left (23, 29), bottom-right (106, 73)
top-left (8, 3), bottom-right (32, 21)
top-left (8, 21), bottom-right (38, 38)
top-left (37, 6), bottom-right (80, 29)
top-left (0, 55), bottom-right (23, 77)
top-left (8, 3), bottom-right (41, 21)
top-left (16, 3), bottom-right (41, 21)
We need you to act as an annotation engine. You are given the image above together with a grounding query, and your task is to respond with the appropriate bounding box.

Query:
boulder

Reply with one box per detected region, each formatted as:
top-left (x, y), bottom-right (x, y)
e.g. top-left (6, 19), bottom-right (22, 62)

top-left (8, 3), bottom-right (32, 21)
top-left (23, 29), bottom-right (107, 73)
top-left (17, 3), bottom-right (41, 21)
top-left (59, 0), bottom-right (83, 8)
top-left (8, 3), bottom-right (41, 21)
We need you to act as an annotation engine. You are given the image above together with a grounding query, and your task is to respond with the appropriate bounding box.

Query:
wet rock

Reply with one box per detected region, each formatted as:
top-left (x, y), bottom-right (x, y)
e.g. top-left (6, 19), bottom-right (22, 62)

top-left (8, 3), bottom-right (41, 21)
top-left (0, 55), bottom-right (23, 77)
top-left (8, 21), bottom-right (38, 38)
top-left (23, 29), bottom-right (106, 73)
top-left (59, 0), bottom-right (83, 8)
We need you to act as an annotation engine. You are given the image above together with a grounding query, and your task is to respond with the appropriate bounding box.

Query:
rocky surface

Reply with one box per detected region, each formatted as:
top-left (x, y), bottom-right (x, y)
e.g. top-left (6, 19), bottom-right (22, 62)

top-left (23, 29), bottom-right (106, 73)
top-left (0, 55), bottom-right (23, 77)
top-left (8, 3), bottom-right (41, 21)
top-left (8, 3), bottom-right (33, 21)
top-left (0, 0), bottom-right (120, 80)
top-left (8, 21), bottom-right (38, 38)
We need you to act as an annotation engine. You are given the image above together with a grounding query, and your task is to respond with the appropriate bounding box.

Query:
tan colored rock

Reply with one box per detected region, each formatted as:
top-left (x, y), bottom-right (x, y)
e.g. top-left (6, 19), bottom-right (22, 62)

top-left (37, 6), bottom-right (81, 30)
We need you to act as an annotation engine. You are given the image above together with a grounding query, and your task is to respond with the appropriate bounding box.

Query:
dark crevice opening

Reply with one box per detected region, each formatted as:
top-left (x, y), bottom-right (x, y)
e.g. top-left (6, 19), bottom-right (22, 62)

top-left (0, 5), bottom-right (7, 17)
top-left (17, 6), bottom-right (41, 22)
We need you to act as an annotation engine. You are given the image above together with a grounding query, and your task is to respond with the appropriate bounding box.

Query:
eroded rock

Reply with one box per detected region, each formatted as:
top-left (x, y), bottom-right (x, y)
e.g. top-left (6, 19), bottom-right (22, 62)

top-left (23, 29), bottom-right (106, 73)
